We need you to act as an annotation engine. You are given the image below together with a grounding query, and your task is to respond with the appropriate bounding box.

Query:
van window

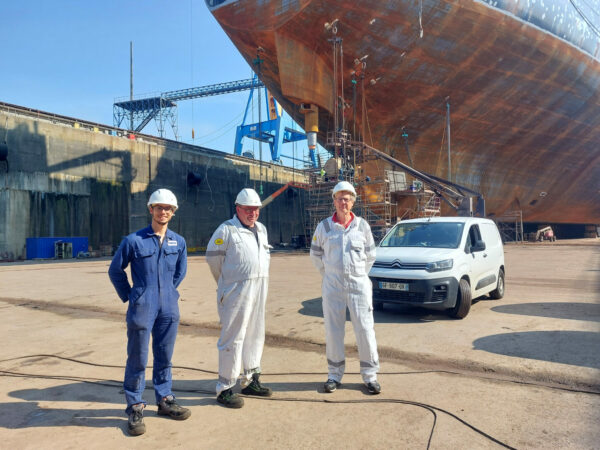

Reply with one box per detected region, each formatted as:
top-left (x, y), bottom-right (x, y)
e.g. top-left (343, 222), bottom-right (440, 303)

top-left (465, 224), bottom-right (482, 252)
top-left (380, 222), bottom-right (464, 248)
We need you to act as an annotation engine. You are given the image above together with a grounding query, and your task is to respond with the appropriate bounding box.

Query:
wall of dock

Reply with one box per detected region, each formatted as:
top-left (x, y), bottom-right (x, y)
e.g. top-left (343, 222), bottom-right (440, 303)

top-left (0, 105), bottom-right (308, 259)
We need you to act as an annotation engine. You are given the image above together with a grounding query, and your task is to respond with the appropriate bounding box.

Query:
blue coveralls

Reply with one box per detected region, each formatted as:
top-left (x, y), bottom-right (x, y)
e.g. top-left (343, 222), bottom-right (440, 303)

top-left (108, 225), bottom-right (187, 414)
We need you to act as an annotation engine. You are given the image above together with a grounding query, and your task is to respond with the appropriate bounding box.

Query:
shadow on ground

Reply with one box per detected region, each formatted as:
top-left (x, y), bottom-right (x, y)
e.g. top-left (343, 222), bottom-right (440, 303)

top-left (0, 402), bottom-right (124, 429)
top-left (473, 330), bottom-right (600, 369)
top-left (491, 302), bottom-right (600, 322)
top-left (3, 380), bottom-right (215, 430)
top-left (298, 298), bottom-right (455, 323)
top-left (2, 377), bottom-right (377, 431)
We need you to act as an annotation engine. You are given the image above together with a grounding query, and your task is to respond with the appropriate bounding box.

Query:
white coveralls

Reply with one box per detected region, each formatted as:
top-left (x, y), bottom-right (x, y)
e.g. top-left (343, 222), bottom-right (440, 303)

top-left (310, 215), bottom-right (379, 383)
top-left (206, 215), bottom-right (270, 395)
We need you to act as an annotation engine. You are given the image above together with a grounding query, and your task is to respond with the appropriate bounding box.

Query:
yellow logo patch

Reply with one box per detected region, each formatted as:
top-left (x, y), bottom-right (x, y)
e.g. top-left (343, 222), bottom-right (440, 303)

top-left (215, 238), bottom-right (224, 245)
top-left (313, 235), bottom-right (317, 241)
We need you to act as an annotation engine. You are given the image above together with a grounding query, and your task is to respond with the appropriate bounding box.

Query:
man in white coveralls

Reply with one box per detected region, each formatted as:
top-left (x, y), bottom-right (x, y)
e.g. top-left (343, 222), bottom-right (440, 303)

top-left (310, 181), bottom-right (381, 395)
top-left (206, 188), bottom-right (272, 408)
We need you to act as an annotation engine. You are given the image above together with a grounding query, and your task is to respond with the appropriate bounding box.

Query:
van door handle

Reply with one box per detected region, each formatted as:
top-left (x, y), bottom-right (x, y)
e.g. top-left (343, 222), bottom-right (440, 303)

top-left (483, 253), bottom-right (488, 257)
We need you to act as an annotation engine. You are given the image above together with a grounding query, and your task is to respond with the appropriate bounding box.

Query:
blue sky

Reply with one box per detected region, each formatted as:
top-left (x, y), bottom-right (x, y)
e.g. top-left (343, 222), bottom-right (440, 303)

top-left (0, 1), bottom-right (311, 167)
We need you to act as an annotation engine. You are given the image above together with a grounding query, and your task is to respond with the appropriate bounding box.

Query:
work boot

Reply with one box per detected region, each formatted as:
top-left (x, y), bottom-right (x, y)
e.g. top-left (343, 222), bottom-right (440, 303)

top-left (157, 395), bottom-right (191, 420)
top-left (324, 379), bottom-right (341, 393)
top-left (217, 388), bottom-right (244, 408)
top-left (241, 373), bottom-right (273, 397)
top-left (127, 403), bottom-right (146, 436)
top-left (366, 380), bottom-right (381, 395)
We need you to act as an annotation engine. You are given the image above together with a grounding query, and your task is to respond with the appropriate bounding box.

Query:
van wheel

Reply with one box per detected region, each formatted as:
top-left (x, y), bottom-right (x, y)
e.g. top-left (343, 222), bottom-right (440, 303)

top-left (489, 269), bottom-right (505, 299)
top-left (373, 301), bottom-right (384, 311)
top-left (449, 279), bottom-right (471, 319)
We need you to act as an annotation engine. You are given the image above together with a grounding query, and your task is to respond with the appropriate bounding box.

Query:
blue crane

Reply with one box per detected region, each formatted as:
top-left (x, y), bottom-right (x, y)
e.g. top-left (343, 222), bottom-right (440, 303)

top-left (113, 76), bottom-right (314, 166)
top-left (113, 78), bottom-right (264, 139)
top-left (233, 74), bottom-right (309, 165)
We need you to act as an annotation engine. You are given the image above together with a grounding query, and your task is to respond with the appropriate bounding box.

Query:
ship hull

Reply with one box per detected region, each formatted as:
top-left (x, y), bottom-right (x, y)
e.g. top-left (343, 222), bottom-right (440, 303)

top-left (206, 0), bottom-right (600, 224)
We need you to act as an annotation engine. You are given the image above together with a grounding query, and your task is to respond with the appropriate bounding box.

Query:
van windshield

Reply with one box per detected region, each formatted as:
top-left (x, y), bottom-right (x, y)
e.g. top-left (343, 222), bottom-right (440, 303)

top-left (380, 222), bottom-right (464, 248)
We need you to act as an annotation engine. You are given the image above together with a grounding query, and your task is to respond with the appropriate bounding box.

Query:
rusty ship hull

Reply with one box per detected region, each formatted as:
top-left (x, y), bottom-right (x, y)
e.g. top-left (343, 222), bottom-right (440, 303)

top-left (206, 0), bottom-right (600, 224)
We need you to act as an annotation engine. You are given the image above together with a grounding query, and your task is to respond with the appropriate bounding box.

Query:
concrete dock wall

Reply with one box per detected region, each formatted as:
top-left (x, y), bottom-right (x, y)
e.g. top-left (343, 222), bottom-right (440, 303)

top-left (0, 104), bottom-right (308, 259)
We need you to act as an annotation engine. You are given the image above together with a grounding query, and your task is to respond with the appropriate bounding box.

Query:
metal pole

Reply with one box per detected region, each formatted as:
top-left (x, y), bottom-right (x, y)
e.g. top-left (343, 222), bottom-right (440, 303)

top-left (258, 83), bottom-right (263, 193)
top-left (446, 97), bottom-right (451, 181)
top-left (332, 38), bottom-right (338, 135)
top-left (520, 210), bottom-right (524, 243)
top-left (352, 77), bottom-right (357, 141)
top-left (402, 130), bottom-right (413, 167)
top-left (130, 41), bottom-right (134, 131)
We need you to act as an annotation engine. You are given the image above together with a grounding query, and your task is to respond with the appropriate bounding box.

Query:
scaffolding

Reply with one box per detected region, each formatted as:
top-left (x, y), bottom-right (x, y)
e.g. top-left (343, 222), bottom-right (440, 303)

top-left (417, 190), bottom-right (442, 218)
top-left (495, 210), bottom-right (524, 243)
top-left (304, 173), bottom-right (337, 240)
top-left (303, 131), bottom-right (470, 243)
top-left (356, 176), bottom-right (393, 241)
top-left (304, 132), bottom-right (395, 242)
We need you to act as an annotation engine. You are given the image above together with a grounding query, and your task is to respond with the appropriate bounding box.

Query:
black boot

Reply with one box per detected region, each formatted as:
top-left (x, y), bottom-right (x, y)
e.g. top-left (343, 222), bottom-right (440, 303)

top-left (127, 403), bottom-right (146, 436)
top-left (241, 373), bottom-right (273, 397)
top-left (157, 395), bottom-right (191, 420)
top-left (366, 380), bottom-right (381, 395)
top-left (217, 388), bottom-right (244, 408)
top-left (324, 379), bottom-right (341, 393)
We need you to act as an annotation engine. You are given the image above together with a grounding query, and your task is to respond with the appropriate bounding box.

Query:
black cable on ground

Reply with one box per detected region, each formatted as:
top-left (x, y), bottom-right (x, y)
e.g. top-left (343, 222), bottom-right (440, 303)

top-left (0, 355), bottom-right (531, 449)
top-left (3, 354), bottom-right (597, 396)
top-left (0, 367), bottom-right (514, 449)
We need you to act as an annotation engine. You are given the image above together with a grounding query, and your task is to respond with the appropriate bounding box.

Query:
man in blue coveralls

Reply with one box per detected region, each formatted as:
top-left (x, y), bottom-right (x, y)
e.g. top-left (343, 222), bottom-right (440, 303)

top-left (108, 188), bottom-right (190, 436)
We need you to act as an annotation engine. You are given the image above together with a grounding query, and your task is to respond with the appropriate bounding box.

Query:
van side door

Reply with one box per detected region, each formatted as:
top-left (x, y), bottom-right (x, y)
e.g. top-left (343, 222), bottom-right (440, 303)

top-left (478, 223), bottom-right (504, 293)
top-left (467, 223), bottom-right (498, 296)
top-left (465, 224), bottom-right (492, 296)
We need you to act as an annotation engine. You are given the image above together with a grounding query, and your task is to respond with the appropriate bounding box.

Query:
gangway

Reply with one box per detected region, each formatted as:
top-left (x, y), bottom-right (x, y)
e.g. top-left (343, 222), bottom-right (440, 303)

top-left (304, 134), bottom-right (485, 244)
top-left (113, 76), bottom-right (315, 167)
top-left (113, 78), bottom-right (265, 138)
top-left (360, 142), bottom-right (485, 216)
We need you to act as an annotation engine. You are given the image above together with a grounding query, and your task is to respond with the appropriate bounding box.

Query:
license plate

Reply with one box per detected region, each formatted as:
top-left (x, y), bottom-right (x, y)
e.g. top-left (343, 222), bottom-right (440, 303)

top-left (379, 281), bottom-right (409, 291)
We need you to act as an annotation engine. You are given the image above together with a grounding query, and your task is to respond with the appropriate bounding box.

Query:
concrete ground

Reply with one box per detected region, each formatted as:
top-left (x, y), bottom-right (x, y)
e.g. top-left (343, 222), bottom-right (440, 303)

top-left (0, 239), bottom-right (599, 449)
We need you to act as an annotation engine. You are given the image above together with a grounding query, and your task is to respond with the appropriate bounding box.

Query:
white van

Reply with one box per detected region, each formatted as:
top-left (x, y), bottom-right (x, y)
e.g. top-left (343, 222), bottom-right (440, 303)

top-left (369, 217), bottom-right (505, 318)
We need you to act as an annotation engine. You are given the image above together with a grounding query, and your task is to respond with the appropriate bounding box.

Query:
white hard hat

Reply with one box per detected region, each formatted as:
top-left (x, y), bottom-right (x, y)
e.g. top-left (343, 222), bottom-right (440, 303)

top-left (235, 188), bottom-right (262, 207)
top-left (147, 189), bottom-right (178, 210)
top-left (332, 181), bottom-right (357, 198)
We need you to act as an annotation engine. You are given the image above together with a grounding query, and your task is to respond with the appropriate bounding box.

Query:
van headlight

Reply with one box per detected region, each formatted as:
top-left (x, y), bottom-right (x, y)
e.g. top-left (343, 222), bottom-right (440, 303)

top-left (426, 259), bottom-right (453, 272)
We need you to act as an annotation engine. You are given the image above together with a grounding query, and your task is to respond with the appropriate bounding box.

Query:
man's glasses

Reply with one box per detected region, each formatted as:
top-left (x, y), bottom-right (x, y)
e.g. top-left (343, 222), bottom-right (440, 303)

top-left (152, 205), bottom-right (174, 213)
top-left (238, 206), bottom-right (260, 213)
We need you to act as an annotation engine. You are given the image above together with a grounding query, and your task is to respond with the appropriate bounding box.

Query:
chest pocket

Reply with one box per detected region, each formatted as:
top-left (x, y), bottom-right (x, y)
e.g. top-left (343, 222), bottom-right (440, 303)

top-left (133, 245), bottom-right (156, 274)
top-left (349, 239), bottom-right (366, 275)
top-left (226, 225), bottom-right (243, 247)
top-left (163, 246), bottom-right (179, 270)
top-left (326, 233), bottom-right (342, 251)
top-left (134, 246), bottom-right (155, 260)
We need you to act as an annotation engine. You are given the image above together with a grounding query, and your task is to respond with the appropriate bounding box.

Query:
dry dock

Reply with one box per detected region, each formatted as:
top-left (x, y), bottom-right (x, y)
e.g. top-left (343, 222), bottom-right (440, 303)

top-left (0, 240), bottom-right (599, 448)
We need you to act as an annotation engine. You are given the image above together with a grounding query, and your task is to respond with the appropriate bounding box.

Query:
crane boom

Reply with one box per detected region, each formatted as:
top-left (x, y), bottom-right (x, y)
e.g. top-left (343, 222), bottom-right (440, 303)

top-left (113, 78), bottom-right (265, 133)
